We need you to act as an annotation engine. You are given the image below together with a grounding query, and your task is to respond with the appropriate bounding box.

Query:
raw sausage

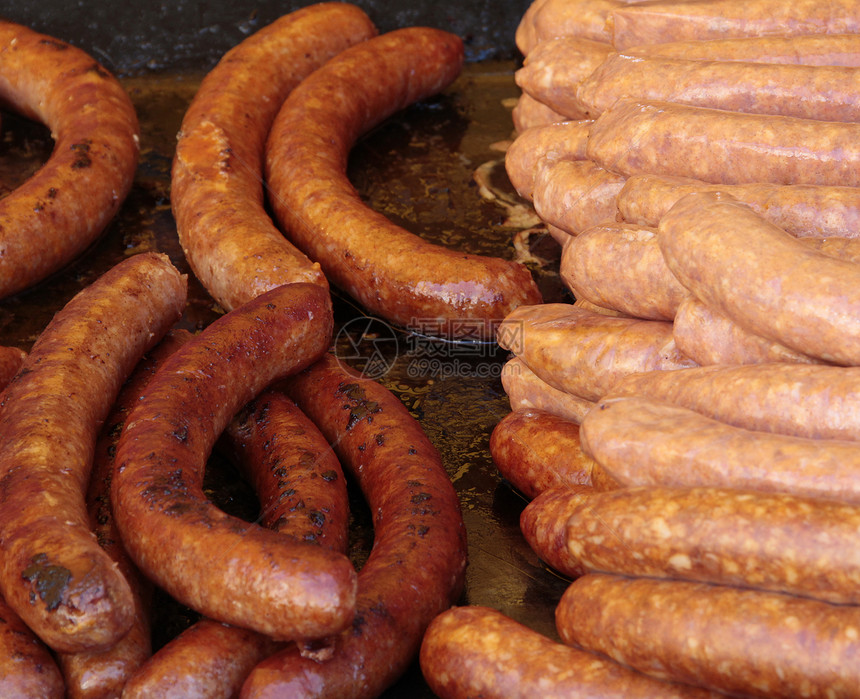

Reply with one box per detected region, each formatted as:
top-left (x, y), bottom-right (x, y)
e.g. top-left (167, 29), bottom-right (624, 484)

top-left (512, 92), bottom-right (570, 131)
top-left (264, 27), bottom-right (542, 338)
top-left (587, 100), bottom-right (860, 186)
top-left (557, 573), bottom-right (860, 699)
top-left (112, 283), bottom-right (358, 641)
top-left (0, 252), bottom-right (186, 653)
top-left (501, 356), bottom-right (596, 424)
top-left (171, 3), bottom-right (377, 311)
top-left (0, 21), bottom-right (139, 300)
top-left (241, 354), bottom-right (468, 698)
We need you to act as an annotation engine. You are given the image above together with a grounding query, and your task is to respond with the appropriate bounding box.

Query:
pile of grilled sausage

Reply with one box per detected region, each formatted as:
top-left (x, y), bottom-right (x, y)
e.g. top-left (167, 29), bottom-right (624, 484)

top-left (426, 0), bottom-right (860, 697)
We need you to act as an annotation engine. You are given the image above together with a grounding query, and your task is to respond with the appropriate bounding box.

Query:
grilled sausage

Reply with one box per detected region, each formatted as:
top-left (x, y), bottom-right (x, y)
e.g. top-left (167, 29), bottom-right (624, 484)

top-left (0, 345), bottom-right (26, 389)
top-left (0, 20), bottom-right (139, 300)
top-left (0, 252), bottom-right (186, 653)
top-left (419, 605), bottom-right (720, 698)
top-left (561, 221), bottom-right (686, 321)
top-left (112, 283), bottom-right (358, 641)
top-left (658, 191), bottom-right (860, 365)
top-left (497, 302), bottom-right (696, 402)
top-left (0, 594), bottom-right (65, 698)
top-left (501, 356), bottom-right (597, 424)
top-left (557, 573), bottom-right (860, 699)
top-left (264, 27), bottom-right (542, 339)
top-left (587, 100), bottom-right (860, 186)
top-left (171, 3), bottom-right (377, 312)
top-left (580, 395), bottom-right (860, 503)
top-left (241, 354), bottom-right (468, 699)
top-left (563, 485), bottom-right (860, 604)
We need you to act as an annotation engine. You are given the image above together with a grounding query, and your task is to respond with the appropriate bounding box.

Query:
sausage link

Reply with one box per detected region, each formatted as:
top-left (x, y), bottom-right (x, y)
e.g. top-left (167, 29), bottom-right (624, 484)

top-left (616, 173), bottom-right (860, 239)
top-left (490, 409), bottom-right (599, 499)
top-left (497, 302), bottom-right (696, 402)
top-left (419, 605), bottom-right (720, 698)
top-left (581, 395), bottom-right (860, 503)
top-left (658, 191), bottom-right (860, 365)
top-left (112, 283), bottom-right (358, 641)
top-left (56, 331), bottom-right (191, 698)
top-left (0, 21), bottom-right (139, 300)
top-left (241, 354), bottom-right (468, 699)
top-left (609, 0), bottom-right (860, 50)
top-left (533, 0), bottom-right (636, 44)
top-left (0, 594), bottom-right (65, 698)
top-left (512, 92), bottom-right (570, 131)
top-left (587, 99), bottom-right (860, 186)
top-left (515, 0), bottom-right (552, 56)
top-left (501, 356), bottom-right (596, 424)
top-left (0, 345), bottom-right (26, 389)
top-left (171, 3), bottom-right (377, 312)
top-left (563, 485), bottom-right (860, 604)
top-left (0, 252), bottom-right (186, 653)
top-left (557, 573), bottom-right (860, 699)
top-left (561, 221), bottom-right (686, 321)
top-left (264, 27), bottom-right (542, 338)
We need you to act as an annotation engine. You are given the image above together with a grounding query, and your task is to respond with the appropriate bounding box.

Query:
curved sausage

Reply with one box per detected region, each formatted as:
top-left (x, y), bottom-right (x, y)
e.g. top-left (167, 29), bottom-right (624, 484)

top-left (616, 173), bottom-right (860, 239)
top-left (576, 53), bottom-right (860, 122)
top-left (560, 222), bottom-right (687, 321)
top-left (419, 605), bottom-right (720, 699)
top-left (264, 27), bottom-right (541, 339)
top-left (171, 3), bottom-right (378, 312)
top-left (56, 332), bottom-right (192, 698)
top-left (0, 252), bottom-right (186, 653)
top-left (0, 20), bottom-right (139, 300)
top-left (587, 100), bottom-right (860, 186)
top-left (501, 356), bottom-right (596, 424)
top-left (563, 485), bottom-right (860, 604)
top-left (490, 409), bottom-right (599, 499)
top-left (511, 92), bottom-right (570, 131)
top-left (533, 0), bottom-right (633, 44)
top-left (241, 354), bottom-right (468, 699)
top-left (658, 191), bottom-right (860, 365)
top-left (557, 573), bottom-right (860, 699)
top-left (112, 283), bottom-right (358, 641)
top-left (515, 0), bottom-right (552, 55)
top-left (0, 345), bottom-right (26, 389)
top-left (0, 594), bottom-right (65, 698)
top-left (580, 395), bottom-right (860, 503)
top-left (497, 302), bottom-right (696, 402)
top-left (609, 0), bottom-right (860, 50)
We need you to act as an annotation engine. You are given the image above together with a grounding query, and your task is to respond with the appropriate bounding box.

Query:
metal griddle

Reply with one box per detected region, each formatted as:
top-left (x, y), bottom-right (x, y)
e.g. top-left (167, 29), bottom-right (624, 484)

top-left (0, 3), bottom-right (573, 696)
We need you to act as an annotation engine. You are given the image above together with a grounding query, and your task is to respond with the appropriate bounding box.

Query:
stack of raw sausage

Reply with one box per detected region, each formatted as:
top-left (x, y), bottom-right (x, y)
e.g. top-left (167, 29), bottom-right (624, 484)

top-left (420, 1), bottom-right (860, 697)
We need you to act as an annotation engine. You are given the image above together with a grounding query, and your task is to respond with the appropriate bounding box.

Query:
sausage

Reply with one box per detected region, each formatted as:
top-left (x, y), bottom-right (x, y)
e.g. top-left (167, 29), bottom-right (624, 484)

top-left (557, 573), bottom-right (860, 699)
top-left (0, 21), bottom-right (139, 300)
top-left (587, 99), bottom-right (860, 186)
top-left (515, 36), bottom-right (613, 119)
top-left (616, 173), bottom-right (860, 239)
top-left (112, 282), bottom-right (358, 641)
top-left (580, 395), bottom-right (860, 503)
top-left (419, 605), bottom-right (720, 699)
top-left (0, 594), bottom-right (65, 698)
top-left (501, 356), bottom-right (596, 424)
top-left (629, 32), bottom-right (860, 66)
top-left (672, 294), bottom-right (827, 366)
top-left (264, 27), bottom-right (542, 339)
top-left (658, 191), bottom-right (860, 365)
top-left (606, 362), bottom-right (860, 442)
top-left (563, 485), bottom-right (860, 604)
top-left (171, 3), bottom-right (378, 312)
top-left (533, 0), bottom-right (639, 44)
top-left (0, 345), bottom-right (26, 389)
top-left (561, 221), bottom-right (687, 321)
top-left (532, 159), bottom-right (626, 235)
top-left (512, 92), bottom-right (570, 131)
top-left (515, 0), bottom-right (552, 55)
top-left (803, 235), bottom-right (860, 263)
top-left (573, 297), bottom-right (633, 318)
top-left (576, 52), bottom-right (860, 122)
top-left (240, 354), bottom-right (468, 699)
top-left (0, 252), bottom-right (186, 653)
top-left (609, 0), bottom-right (860, 51)
top-left (56, 332), bottom-right (192, 698)
top-left (497, 302), bottom-right (696, 402)
top-left (505, 120), bottom-right (592, 201)
top-left (490, 409), bottom-right (600, 499)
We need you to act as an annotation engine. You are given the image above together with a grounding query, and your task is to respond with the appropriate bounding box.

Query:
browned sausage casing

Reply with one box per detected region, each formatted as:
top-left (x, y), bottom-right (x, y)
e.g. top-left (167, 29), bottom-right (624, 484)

top-left (0, 594), bottom-right (65, 698)
top-left (0, 21), bottom-right (139, 300)
top-left (419, 605), bottom-right (720, 698)
top-left (241, 354), bottom-right (468, 699)
top-left (0, 345), bottom-right (26, 389)
top-left (112, 283), bottom-right (358, 641)
top-left (0, 252), bottom-right (186, 653)
top-left (587, 100), bottom-right (860, 186)
top-left (558, 573), bottom-right (860, 699)
top-left (264, 27), bottom-right (542, 339)
top-left (564, 485), bottom-right (860, 604)
top-left (171, 3), bottom-right (378, 312)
